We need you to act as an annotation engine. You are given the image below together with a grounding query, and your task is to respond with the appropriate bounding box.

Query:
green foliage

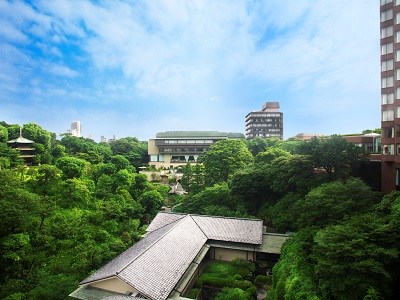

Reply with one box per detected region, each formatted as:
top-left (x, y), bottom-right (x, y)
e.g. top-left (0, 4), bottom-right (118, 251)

top-left (312, 213), bottom-right (398, 300)
top-left (140, 190), bottom-right (163, 218)
top-left (295, 177), bottom-right (379, 229)
top-left (296, 135), bottom-right (368, 179)
top-left (215, 287), bottom-right (250, 300)
top-left (56, 156), bottom-right (87, 179)
top-left (200, 139), bottom-right (253, 186)
top-left (255, 275), bottom-right (272, 286)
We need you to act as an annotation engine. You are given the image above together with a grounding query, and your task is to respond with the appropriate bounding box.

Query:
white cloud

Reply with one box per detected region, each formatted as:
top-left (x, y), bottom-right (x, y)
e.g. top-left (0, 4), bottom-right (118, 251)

top-left (47, 63), bottom-right (79, 78)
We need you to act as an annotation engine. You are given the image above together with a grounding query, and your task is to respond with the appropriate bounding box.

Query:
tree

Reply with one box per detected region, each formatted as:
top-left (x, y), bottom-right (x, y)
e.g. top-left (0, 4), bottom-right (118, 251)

top-left (312, 213), bottom-right (398, 300)
top-left (0, 125), bottom-right (8, 142)
top-left (56, 156), bottom-right (87, 179)
top-left (140, 190), bottom-right (163, 218)
top-left (266, 154), bottom-right (317, 196)
top-left (295, 178), bottom-right (379, 229)
top-left (200, 139), bottom-right (253, 186)
top-left (110, 155), bottom-right (130, 172)
top-left (296, 135), bottom-right (368, 180)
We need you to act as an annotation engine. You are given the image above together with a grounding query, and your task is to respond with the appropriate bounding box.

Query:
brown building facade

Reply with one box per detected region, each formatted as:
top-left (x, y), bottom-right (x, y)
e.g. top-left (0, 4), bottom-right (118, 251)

top-left (380, 0), bottom-right (400, 192)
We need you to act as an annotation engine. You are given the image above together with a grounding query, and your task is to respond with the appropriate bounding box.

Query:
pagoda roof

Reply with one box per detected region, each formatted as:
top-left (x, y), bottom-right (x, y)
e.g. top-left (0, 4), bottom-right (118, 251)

top-left (7, 136), bottom-right (35, 144)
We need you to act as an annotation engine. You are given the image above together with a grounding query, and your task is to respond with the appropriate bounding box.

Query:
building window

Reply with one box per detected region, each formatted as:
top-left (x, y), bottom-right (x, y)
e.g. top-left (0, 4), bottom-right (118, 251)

top-left (382, 76), bottom-right (394, 88)
top-left (397, 0), bottom-right (400, 5)
top-left (381, 9), bottom-right (393, 22)
top-left (150, 155), bottom-right (158, 162)
top-left (381, 26), bottom-right (394, 38)
top-left (383, 93), bottom-right (394, 104)
top-left (381, 0), bottom-right (393, 4)
top-left (382, 59), bottom-right (394, 71)
top-left (158, 154), bottom-right (164, 162)
top-left (383, 109), bottom-right (395, 121)
top-left (383, 144), bottom-right (394, 155)
top-left (382, 42), bottom-right (394, 54)
top-left (396, 11), bottom-right (400, 24)
top-left (383, 127), bottom-right (395, 138)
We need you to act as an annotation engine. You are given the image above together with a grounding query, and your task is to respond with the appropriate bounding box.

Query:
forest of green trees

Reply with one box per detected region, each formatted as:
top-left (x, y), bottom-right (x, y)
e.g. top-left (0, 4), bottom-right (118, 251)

top-left (0, 121), bottom-right (399, 300)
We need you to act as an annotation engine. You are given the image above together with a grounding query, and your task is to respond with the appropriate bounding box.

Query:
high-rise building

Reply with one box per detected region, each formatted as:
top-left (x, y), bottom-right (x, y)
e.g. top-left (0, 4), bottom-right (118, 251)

top-left (245, 102), bottom-right (283, 140)
top-left (380, 0), bottom-right (400, 192)
top-left (67, 121), bottom-right (82, 137)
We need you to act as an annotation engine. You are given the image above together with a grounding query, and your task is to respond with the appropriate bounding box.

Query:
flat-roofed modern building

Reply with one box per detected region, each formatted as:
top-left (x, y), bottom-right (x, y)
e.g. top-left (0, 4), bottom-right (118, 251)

top-left (245, 102), bottom-right (283, 140)
top-left (148, 131), bottom-right (245, 169)
top-left (380, 0), bottom-right (400, 192)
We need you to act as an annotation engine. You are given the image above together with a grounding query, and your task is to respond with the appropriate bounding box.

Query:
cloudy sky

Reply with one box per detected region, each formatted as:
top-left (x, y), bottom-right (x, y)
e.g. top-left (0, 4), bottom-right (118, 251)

top-left (0, 0), bottom-right (380, 141)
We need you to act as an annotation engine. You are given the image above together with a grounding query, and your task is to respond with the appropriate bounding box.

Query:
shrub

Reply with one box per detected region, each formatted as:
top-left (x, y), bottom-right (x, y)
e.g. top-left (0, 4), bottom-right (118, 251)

top-left (237, 267), bottom-right (251, 278)
top-left (246, 286), bottom-right (257, 298)
top-left (187, 288), bottom-right (200, 299)
top-left (234, 274), bottom-right (243, 280)
top-left (255, 275), bottom-right (272, 286)
top-left (195, 278), bottom-right (203, 288)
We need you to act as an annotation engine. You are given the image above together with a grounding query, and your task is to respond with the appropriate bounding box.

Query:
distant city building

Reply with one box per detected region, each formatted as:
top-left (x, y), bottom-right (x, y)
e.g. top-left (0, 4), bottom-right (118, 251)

top-left (380, 1), bottom-right (400, 192)
top-left (100, 136), bottom-right (107, 143)
top-left (245, 102), bottom-right (283, 140)
top-left (67, 121), bottom-right (82, 137)
top-left (148, 131), bottom-right (245, 169)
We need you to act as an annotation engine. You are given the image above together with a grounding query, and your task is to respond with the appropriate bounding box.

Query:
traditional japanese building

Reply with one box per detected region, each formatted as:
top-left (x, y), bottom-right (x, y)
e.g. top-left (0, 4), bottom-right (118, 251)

top-left (70, 212), bottom-right (288, 300)
top-left (7, 129), bottom-right (36, 165)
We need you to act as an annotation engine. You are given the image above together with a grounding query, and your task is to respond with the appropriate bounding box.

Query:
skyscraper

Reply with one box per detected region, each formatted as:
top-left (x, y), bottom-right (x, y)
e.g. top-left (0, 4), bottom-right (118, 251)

top-left (380, 0), bottom-right (400, 192)
top-left (67, 121), bottom-right (82, 137)
top-left (245, 102), bottom-right (283, 140)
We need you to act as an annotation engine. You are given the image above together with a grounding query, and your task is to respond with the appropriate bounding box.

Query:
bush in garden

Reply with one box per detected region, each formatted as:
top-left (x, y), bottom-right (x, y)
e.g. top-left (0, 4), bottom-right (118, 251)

top-left (237, 267), bottom-right (251, 278)
top-left (255, 275), bottom-right (272, 286)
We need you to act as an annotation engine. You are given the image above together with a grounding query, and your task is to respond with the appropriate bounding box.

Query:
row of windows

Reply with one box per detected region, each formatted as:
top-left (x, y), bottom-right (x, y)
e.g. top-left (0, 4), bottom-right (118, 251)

top-left (382, 42), bottom-right (394, 55)
top-left (381, 86), bottom-right (400, 104)
top-left (381, 0), bottom-right (400, 6)
top-left (382, 59), bottom-right (394, 71)
top-left (248, 123), bottom-right (282, 128)
top-left (249, 118), bottom-right (281, 122)
top-left (381, 107), bottom-right (400, 120)
top-left (381, 0), bottom-right (400, 5)
top-left (380, 144), bottom-right (400, 155)
top-left (380, 27), bottom-right (400, 42)
top-left (381, 9), bottom-right (393, 22)
top-left (159, 148), bottom-right (207, 153)
top-left (248, 113), bottom-right (282, 117)
top-left (163, 140), bottom-right (213, 144)
top-left (249, 128), bottom-right (281, 132)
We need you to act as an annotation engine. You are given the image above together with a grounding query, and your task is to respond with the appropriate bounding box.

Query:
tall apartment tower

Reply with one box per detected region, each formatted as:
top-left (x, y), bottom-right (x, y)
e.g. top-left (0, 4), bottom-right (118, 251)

top-left (245, 102), bottom-right (283, 140)
top-left (380, 0), bottom-right (400, 192)
top-left (67, 121), bottom-right (82, 137)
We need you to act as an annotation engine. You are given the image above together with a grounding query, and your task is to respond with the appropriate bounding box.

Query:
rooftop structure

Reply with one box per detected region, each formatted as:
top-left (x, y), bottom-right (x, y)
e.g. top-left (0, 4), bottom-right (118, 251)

top-left (148, 131), bottom-right (245, 169)
top-left (245, 102), bottom-right (283, 140)
top-left (70, 212), bottom-right (288, 300)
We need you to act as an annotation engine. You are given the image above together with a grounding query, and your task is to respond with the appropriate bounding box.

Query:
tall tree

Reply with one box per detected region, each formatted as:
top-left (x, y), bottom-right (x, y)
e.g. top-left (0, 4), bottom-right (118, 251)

top-left (200, 139), bottom-right (253, 186)
top-left (296, 135), bottom-right (368, 180)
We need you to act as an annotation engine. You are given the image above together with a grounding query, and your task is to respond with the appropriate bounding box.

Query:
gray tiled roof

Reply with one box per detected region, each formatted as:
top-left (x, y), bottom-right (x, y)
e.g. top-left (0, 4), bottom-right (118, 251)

top-left (78, 213), bottom-right (264, 300)
top-left (146, 212), bottom-right (186, 233)
top-left (192, 215), bottom-right (263, 244)
top-left (118, 216), bottom-right (208, 300)
top-left (80, 220), bottom-right (180, 285)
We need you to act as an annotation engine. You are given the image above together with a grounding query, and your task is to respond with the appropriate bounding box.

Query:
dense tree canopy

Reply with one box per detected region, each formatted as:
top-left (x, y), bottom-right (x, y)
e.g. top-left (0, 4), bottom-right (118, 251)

top-left (200, 139), bottom-right (253, 186)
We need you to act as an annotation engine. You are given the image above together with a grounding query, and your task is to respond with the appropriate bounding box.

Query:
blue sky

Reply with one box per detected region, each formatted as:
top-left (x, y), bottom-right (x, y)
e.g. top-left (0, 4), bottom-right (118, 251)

top-left (0, 0), bottom-right (380, 142)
